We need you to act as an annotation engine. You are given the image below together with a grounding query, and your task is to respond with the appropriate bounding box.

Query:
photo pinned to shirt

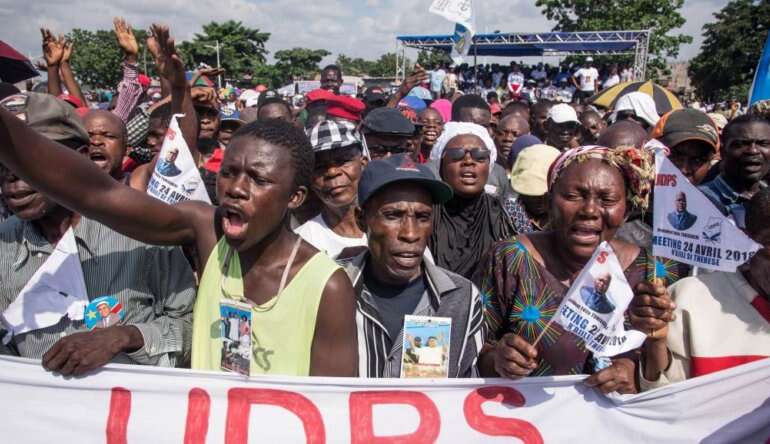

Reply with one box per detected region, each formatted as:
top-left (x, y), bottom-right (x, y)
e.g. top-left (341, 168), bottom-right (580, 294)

top-left (219, 301), bottom-right (251, 377)
top-left (401, 315), bottom-right (451, 378)
top-left (84, 296), bottom-right (124, 330)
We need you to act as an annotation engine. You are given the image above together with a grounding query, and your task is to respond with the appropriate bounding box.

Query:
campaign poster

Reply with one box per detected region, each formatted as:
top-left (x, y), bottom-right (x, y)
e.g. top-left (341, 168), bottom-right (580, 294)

top-left (219, 301), bottom-right (251, 377)
top-left (652, 150), bottom-right (760, 272)
top-left (553, 242), bottom-right (646, 357)
top-left (147, 115), bottom-right (211, 205)
top-left (401, 315), bottom-right (451, 378)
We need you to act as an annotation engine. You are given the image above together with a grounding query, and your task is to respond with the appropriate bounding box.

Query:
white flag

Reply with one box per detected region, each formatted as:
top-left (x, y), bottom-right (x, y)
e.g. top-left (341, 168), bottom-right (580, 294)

top-left (652, 148), bottom-right (760, 272)
top-left (553, 241), bottom-right (647, 357)
top-left (429, 0), bottom-right (475, 63)
top-left (0, 228), bottom-right (88, 343)
top-left (147, 115), bottom-right (211, 205)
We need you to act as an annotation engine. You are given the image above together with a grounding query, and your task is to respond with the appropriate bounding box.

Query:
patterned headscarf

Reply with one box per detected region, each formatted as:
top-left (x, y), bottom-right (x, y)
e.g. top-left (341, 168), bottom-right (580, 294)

top-left (547, 145), bottom-right (655, 213)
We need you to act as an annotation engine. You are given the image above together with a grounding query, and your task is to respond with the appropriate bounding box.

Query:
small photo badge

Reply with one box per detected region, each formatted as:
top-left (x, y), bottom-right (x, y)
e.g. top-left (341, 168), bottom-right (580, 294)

top-left (220, 301), bottom-right (252, 377)
top-left (84, 296), bottom-right (124, 330)
top-left (401, 315), bottom-right (451, 379)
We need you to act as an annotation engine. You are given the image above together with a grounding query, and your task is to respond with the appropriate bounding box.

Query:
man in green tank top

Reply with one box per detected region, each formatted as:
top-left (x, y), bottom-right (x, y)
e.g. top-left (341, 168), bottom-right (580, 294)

top-left (0, 24), bottom-right (357, 377)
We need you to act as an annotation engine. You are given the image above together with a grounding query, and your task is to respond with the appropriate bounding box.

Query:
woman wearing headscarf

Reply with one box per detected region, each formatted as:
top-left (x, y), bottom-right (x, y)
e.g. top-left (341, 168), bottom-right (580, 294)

top-left (428, 122), bottom-right (515, 284)
top-left (479, 145), bottom-right (684, 394)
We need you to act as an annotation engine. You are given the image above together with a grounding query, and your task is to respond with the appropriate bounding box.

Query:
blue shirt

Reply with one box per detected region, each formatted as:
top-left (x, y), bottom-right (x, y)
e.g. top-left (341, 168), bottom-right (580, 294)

top-left (698, 175), bottom-right (766, 230)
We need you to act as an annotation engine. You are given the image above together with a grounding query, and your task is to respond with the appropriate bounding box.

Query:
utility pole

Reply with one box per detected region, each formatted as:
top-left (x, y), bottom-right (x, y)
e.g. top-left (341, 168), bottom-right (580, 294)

top-left (204, 40), bottom-right (222, 88)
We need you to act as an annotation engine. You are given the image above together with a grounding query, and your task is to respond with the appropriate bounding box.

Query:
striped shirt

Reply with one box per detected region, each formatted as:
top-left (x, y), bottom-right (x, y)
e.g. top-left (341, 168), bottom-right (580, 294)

top-left (0, 216), bottom-right (196, 367)
top-left (340, 252), bottom-right (485, 378)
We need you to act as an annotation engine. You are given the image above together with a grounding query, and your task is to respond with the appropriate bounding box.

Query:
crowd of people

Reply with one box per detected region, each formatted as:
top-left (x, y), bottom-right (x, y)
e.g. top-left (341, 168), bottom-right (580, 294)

top-left (0, 18), bottom-right (768, 397)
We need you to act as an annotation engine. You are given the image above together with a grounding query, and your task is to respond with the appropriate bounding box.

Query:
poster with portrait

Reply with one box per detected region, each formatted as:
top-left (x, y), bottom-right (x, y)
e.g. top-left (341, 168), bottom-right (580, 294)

top-left (147, 115), bottom-right (211, 205)
top-left (553, 242), bottom-right (646, 357)
top-left (652, 149), bottom-right (760, 272)
top-left (401, 315), bottom-right (451, 378)
top-left (219, 301), bottom-right (251, 377)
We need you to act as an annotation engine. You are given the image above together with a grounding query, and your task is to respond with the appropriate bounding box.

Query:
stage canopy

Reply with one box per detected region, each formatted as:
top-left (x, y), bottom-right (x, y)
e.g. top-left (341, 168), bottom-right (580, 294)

top-left (395, 30), bottom-right (650, 81)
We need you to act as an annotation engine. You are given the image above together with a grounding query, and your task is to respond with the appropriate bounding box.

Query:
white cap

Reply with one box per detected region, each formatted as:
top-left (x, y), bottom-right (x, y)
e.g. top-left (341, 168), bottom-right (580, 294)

top-left (547, 103), bottom-right (580, 124)
top-left (239, 89), bottom-right (260, 108)
top-left (585, 56), bottom-right (594, 62)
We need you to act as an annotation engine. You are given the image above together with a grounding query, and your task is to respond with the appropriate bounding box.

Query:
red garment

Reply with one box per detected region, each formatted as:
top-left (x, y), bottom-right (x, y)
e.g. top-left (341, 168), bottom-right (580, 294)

top-left (204, 148), bottom-right (224, 173)
top-left (306, 89), bottom-right (365, 122)
top-left (122, 157), bottom-right (138, 173)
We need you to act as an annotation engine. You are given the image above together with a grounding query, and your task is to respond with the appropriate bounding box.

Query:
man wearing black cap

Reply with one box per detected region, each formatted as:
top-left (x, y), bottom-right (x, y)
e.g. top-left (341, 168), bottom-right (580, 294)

top-left (0, 93), bottom-right (195, 375)
top-left (361, 107), bottom-right (416, 160)
top-left (341, 154), bottom-right (484, 378)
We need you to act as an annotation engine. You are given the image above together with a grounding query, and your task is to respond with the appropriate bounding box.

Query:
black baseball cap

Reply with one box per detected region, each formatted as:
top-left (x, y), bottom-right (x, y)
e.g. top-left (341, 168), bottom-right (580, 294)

top-left (651, 108), bottom-right (719, 153)
top-left (361, 107), bottom-right (415, 136)
top-left (358, 153), bottom-right (453, 206)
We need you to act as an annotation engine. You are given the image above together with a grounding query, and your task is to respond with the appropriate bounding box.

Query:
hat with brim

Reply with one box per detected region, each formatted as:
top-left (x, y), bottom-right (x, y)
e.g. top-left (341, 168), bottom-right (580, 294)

top-left (0, 92), bottom-right (89, 145)
top-left (651, 108), bottom-right (719, 153)
top-left (359, 153), bottom-right (452, 206)
top-left (510, 144), bottom-right (561, 196)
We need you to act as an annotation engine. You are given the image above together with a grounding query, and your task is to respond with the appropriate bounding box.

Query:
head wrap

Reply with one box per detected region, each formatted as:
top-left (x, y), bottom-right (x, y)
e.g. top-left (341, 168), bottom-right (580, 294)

top-left (611, 92), bottom-right (660, 127)
top-left (430, 121), bottom-right (497, 166)
top-left (547, 145), bottom-right (655, 213)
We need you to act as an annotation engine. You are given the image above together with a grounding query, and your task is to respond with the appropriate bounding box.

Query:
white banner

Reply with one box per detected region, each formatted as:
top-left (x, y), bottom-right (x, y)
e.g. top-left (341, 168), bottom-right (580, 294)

top-left (652, 149), bottom-right (760, 272)
top-left (147, 115), bottom-right (211, 205)
top-left (1, 356), bottom-right (769, 443)
top-left (554, 242), bottom-right (646, 357)
top-left (429, 0), bottom-right (474, 33)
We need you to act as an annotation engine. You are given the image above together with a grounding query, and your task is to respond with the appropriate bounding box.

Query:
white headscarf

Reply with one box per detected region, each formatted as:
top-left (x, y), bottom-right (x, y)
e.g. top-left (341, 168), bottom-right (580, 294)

top-left (430, 121), bottom-right (497, 165)
top-left (611, 91), bottom-right (660, 127)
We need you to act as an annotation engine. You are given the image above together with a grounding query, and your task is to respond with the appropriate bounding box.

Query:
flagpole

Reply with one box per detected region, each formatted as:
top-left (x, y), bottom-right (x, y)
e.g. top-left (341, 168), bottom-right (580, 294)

top-left (473, 36), bottom-right (478, 90)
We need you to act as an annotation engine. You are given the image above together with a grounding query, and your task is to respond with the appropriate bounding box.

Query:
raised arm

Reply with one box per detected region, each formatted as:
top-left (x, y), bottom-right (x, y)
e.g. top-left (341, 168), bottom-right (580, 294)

top-left (59, 40), bottom-right (88, 108)
top-left (387, 64), bottom-right (428, 108)
top-left (41, 29), bottom-right (64, 96)
top-left (147, 24), bottom-right (201, 165)
top-left (111, 18), bottom-right (143, 123)
top-left (0, 105), bottom-right (204, 247)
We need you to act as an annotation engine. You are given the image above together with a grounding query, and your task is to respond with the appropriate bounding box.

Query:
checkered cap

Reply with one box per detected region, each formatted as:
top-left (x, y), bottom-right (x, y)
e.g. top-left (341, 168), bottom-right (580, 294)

top-left (307, 119), bottom-right (362, 153)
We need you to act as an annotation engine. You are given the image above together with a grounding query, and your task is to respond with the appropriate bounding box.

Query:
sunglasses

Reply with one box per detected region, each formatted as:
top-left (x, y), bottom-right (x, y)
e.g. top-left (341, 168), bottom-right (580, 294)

top-left (369, 145), bottom-right (409, 158)
top-left (443, 147), bottom-right (491, 162)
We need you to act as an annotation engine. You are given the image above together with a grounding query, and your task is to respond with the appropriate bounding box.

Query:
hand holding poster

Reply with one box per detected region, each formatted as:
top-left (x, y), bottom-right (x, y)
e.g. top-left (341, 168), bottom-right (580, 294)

top-left (147, 115), bottom-right (211, 205)
top-left (553, 242), bottom-right (646, 357)
top-left (652, 149), bottom-right (760, 271)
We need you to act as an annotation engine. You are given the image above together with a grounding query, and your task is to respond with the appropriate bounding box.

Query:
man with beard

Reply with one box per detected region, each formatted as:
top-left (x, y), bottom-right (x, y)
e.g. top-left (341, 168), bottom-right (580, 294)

top-left (544, 104), bottom-right (581, 151)
top-left (699, 114), bottom-right (770, 230)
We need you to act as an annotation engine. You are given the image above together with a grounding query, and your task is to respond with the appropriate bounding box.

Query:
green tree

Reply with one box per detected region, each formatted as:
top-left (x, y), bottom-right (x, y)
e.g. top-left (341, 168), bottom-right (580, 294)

top-left (336, 54), bottom-right (375, 77)
top-left (274, 47), bottom-right (331, 83)
top-left (689, 0), bottom-right (770, 102)
top-left (535, 0), bottom-right (692, 79)
top-left (416, 49), bottom-right (450, 69)
top-left (67, 28), bottom-right (150, 88)
top-left (368, 53), bottom-right (411, 78)
top-left (177, 20), bottom-right (270, 79)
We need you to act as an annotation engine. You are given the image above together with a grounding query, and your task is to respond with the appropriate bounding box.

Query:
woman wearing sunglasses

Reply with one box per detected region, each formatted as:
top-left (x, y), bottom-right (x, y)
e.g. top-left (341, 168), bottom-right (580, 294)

top-left (428, 122), bottom-right (514, 284)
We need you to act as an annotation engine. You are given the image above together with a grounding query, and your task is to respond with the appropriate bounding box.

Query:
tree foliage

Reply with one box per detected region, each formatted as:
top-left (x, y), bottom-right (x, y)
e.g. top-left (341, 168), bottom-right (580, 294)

top-left (177, 20), bottom-right (270, 76)
top-left (67, 28), bottom-right (149, 88)
top-left (336, 53), bottom-right (412, 78)
top-left (416, 49), bottom-right (450, 69)
top-left (274, 47), bottom-right (331, 83)
top-left (689, 0), bottom-right (770, 102)
top-left (535, 0), bottom-right (692, 79)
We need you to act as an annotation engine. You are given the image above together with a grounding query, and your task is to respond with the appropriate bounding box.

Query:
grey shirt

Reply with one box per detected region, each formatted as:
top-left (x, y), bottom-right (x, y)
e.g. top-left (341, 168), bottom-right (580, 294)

top-left (0, 216), bottom-right (196, 367)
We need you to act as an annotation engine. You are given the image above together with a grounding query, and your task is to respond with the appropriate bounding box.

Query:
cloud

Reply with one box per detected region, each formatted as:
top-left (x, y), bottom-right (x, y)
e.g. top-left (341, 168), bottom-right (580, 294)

top-left (0, 0), bottom-right (728, 68)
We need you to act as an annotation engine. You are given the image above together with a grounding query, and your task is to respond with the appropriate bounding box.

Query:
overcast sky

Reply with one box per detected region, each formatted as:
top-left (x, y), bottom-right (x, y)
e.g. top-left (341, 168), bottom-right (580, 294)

top-left (0, 0), bottom-right (729, 65)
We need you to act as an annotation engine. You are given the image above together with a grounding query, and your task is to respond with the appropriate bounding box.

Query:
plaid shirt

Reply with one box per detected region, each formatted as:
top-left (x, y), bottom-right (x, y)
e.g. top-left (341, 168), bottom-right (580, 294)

top-left (0, 216), bottom-right (196, 367)
top-left (340, 252), bottom-right (485, 378)
top-left (112, 62), bottom-right (144, 123)
top-left (126, 102), bottom-right (151, 149)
